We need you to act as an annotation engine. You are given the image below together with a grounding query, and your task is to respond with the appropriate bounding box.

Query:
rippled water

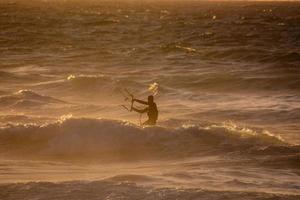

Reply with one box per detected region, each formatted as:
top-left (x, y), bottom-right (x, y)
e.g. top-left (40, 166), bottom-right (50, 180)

top-left (0, 1), bottom-right (300, 199)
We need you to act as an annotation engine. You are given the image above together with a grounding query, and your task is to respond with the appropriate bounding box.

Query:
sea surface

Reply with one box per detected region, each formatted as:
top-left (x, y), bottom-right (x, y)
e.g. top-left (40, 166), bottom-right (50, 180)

top-left (0, 0), bottom-right (300, 199)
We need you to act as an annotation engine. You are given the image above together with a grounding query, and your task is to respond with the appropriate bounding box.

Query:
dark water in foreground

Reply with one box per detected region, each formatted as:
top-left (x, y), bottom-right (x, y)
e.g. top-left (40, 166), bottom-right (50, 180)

top-left (0, 1), bottom-right (300, 199)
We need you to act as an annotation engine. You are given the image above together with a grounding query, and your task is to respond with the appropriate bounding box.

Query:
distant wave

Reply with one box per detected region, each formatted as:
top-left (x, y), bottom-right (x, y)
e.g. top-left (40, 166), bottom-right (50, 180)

top-left (31, 72), bottom-right (300, 102)
top-left (0, 90), bottom-right (8, 96)
top-left (0, 70), bottom-right (45, 84)
top-left (2, 1), bottom-right (300, 68)
top-left (65, 74), bottom-right (121, 94)
top-left (30, 74), bottom-right (151, 102)
top-left (0, 71), bottom-right (15, 80)
top-left (0, 180), bottom-right (299, 200)
top-left (1, 118), bottom-right (296, 163)
top-left (0, 90), bottom-right (66, 108)
top-left (162, 73), bottom-right (300, 92)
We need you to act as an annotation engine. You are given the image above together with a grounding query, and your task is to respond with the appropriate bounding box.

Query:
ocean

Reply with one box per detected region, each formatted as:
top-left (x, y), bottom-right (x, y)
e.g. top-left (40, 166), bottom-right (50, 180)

top-left (0, 0), bottom-right (300, 199)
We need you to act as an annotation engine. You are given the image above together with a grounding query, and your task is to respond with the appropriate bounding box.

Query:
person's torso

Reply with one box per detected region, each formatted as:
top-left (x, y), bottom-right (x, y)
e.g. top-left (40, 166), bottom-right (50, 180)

top-left (147, 103), bottom-right (158, 121)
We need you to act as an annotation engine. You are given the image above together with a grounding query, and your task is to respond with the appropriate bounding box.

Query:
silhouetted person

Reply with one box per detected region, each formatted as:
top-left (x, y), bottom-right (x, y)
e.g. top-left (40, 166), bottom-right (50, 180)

top-left (131, 95), bottom-right (158, 125)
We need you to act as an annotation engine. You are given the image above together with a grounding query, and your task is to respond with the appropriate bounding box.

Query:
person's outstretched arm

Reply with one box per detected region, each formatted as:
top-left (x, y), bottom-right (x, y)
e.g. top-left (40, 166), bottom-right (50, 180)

top-left (133, 98), bottom-right (148, 105)
top-left (131, 106), bottom-right (148, 114)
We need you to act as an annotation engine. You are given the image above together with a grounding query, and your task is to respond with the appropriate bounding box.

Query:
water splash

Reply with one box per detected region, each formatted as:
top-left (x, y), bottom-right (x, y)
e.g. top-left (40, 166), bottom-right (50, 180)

top-left (148, 82), bottom-right (159, 96)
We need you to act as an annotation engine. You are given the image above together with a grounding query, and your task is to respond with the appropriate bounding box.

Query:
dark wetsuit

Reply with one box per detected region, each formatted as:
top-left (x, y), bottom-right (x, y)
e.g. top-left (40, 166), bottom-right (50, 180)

top-left (143, 102), bottom-right (158, 125)
top-left (131, 100), bottom-right (158, 125)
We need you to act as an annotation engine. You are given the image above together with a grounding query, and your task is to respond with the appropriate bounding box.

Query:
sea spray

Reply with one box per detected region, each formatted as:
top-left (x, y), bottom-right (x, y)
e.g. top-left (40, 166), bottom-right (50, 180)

top-left (148, 82), bottom-right (159, 96)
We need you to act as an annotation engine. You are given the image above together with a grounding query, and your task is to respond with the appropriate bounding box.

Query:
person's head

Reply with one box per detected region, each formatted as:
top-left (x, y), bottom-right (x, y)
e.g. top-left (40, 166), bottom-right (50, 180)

top-left (148, 95), bottom-right (154, 103)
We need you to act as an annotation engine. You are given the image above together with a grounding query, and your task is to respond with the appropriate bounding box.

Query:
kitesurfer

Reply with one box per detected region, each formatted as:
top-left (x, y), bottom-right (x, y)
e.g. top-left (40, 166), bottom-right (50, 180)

top-left (131, 95), bottom-right (158, 125)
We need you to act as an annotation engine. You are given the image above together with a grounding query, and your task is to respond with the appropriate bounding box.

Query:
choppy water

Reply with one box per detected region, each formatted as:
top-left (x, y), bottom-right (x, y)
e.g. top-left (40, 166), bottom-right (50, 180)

top-left (0, 0), bottom-right (300, 199)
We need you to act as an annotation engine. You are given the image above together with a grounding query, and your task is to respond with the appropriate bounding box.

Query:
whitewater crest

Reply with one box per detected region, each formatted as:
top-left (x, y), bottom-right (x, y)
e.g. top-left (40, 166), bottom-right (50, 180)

top-left (0, 90), bottom-right (66, 108)
top-left (0, 117), bottom-right (290, 161)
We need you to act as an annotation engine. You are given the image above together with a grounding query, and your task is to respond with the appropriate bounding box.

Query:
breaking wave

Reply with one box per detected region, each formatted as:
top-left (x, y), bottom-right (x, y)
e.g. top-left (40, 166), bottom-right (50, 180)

top-left (1, 118), bottom-right (296, 162)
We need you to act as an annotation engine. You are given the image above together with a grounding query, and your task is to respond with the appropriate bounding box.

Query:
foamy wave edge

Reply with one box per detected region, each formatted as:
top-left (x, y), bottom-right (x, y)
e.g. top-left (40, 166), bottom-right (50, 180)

top-left (0, 118), bottom-right (292, 160)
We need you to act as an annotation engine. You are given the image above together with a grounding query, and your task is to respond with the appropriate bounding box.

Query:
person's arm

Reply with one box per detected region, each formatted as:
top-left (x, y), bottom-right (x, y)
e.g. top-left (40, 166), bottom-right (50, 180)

top-left (131, 106), bottom-right (148, 114)
top-left (132, 98), bottom-right (148, 105)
